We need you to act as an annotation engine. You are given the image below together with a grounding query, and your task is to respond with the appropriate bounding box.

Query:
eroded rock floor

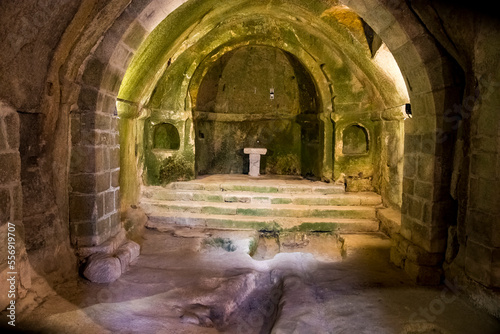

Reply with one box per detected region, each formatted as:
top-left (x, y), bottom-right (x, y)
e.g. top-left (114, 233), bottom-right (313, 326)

top-left (4, 228), bottom-right (500, 334)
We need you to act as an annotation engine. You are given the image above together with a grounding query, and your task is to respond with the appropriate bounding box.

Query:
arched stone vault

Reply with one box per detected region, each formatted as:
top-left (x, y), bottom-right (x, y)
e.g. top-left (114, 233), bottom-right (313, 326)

top-left (36, 0), bottom-right (495, 292)
top-left (115, 0), bottom-right (407, 207)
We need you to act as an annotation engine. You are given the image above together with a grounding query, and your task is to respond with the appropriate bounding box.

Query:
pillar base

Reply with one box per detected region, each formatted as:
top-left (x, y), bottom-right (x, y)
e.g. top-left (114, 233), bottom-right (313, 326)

top-left (391, 233), bottom-right (444, 285)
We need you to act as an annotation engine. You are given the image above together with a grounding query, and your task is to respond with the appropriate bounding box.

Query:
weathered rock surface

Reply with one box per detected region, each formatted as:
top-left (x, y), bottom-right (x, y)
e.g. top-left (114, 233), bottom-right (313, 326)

top-left (83, 253), bottom-right (122, 284)
top-left (8, 229), bottom-right (500, 333)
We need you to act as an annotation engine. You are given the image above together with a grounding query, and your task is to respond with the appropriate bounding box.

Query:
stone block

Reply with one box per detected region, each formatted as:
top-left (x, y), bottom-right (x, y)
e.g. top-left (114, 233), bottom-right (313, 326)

top-left (392, 41), bottom-right (420, 76)
top-left (404, 260), bottom-right (442, 285)
top-left (404, 134), bottom-right (421, 154)
top-left (76, 229), bottom-right (126, 258)
top-left (114, 189), bottom-right (120, 210)
top-left (424, 200), bottom-right (456, 226)
top-left (123, 22), bottom-right (147, 50)
top-left (115, 240), bottom-right (140, 273)
top-left (71, 145), bottom-right (96, 173)
top-left (111, 117), bottom-right (119, 133)
top-left (69, 194), bottom-right (96, 222)
top-left (417, 153), bottom-right (434, 182)
top-left (79, 129), bottom-right (97, 146)
top-left (412, 34), bottom-right (444, 66)
top-left (363, 5), bottom-right (396, 32)
top-left (137, 3), bottom-right (167, 32)
top-left (96, 172), bottom-right (111, 193)
top-left (104, 190), bottom-right (115, 215)
top-left (102, 148), bottom-right (111, 171)
top-left (95, 147), bottom-right (109, 172)
top-left (80, 112), bottom-right (96, 131)
top-left (469, 177), bottom-right (499, 214)
top-left (3, 111), bottom-right (19, 150)
top-left (95, 113), bottom-right (112, 131)
top-left (82, 57), bottom-right (105, 88)
top-left (0, 153), bottom-right (21, 184)
top-left (111, 169), bottom-right (120, 188)
top-left (70, 173), bottom-right (96, 194)
top-left (70, 217), bottom-right (111, 247)
top-left (406, 243), bottom-right (444, 266)
top-left (407, 64), bottom-right (433, 94)
top-left (95, 132), bottom-right (112, 146)
top-left (77, 86), bottom-right (99, 110)
top-left (400, 215), bottom-right (413, 240)
top-left (109, 147), bottom-right (120, 169)
top-left (465, 240), bottom-right (494, 286)
top-left (414, 180), bottom-right (433, 200)
top-left (471, 153), bottom-right (497, 179)
top-left (101, 66), bottom-right (123, 94)
top-left (410, 220), bottom-right (447, 254)
top-left (403, 154), bottom-right (417, 178)
top-left (111, 43), bottom-right (132, 70)
top-left (70, 221), bottom-right (95, 243)
top-left (467, 210), bottom-right (500, 247)
top-left (70, 114), bottom-right (81, 145)
top-left (421, 131), bottom-right (438, 154)
top-left (83, 253), bottom-right (121, 283)
top-left (110, 212), bottom-right (121, 232)
top-left (378, 207), bottom-right (401, 237)
top-left (345, 178), bottom-right (374, 192)
top-left (97, 193), bottom-right (105, 218)
top-left (407, 196), bottom-right (423, 221)
top-left (378, 20), bottom-right (408, 51)
top-left (472, 136), bottom-right (497, 153)
top-left (102, 94), bottom-right (117, 115)
top-left (97, 217), bottom-right (111, 237)
top-left (390, 246), bottom-right (405, 268)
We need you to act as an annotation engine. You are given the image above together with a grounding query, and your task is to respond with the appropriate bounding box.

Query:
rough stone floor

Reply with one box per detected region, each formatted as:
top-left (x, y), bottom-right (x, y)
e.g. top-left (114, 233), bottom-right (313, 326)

top-left (3, 227), bottom-right (500, 333)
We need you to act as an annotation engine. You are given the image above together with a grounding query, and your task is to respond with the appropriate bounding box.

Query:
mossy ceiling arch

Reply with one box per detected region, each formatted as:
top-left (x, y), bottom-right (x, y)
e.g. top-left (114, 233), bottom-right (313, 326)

top-left (149, 35), bottom-right (334, 115)
top-left (118, 0), bottom-right (406, 114)
top-left (144, 15), bottom-right (398, 115)
top-left (189, 45), bottom-right (322, 115)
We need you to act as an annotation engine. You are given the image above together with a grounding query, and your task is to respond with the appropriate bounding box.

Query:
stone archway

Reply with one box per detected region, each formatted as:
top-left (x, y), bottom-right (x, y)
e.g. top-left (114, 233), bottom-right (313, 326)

top-left (60, 0), bottom-right (462, 285)
top-left (341, 0), bottom-right (464, 283)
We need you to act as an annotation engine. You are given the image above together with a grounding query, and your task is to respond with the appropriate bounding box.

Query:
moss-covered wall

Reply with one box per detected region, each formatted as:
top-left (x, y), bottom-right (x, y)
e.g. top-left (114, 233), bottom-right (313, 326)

top-left (333, 116), bottom-right (380, 191)
top-left (143, 114), bottom-right (195, 185)
top-left (117, 0), bottom-right (408, 191)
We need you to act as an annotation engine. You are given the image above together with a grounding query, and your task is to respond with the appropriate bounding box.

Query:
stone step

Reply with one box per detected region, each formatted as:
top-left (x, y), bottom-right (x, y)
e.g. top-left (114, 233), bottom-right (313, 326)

top-left (166, 181), bottom-right (345, 194)
top-left (146, 213), bottom-right (380, 233)
top-left (142, 187), bottom-right (381, 207)
top-left (142, 200), bottom-right (377, 220)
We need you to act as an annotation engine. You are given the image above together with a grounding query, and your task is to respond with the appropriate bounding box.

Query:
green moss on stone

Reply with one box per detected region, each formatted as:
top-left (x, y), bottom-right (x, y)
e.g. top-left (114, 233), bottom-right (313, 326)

top-left (203, 237), bottom-right (237, 252)
top-left (158, 154), bottom-right (194, 184)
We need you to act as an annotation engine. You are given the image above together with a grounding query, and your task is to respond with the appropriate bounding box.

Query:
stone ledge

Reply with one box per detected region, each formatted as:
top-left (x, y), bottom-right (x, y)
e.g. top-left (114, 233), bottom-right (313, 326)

top-left (77, 229), bottom-right (126, 258)
top-left (377, 207), bottom-right (401, 237)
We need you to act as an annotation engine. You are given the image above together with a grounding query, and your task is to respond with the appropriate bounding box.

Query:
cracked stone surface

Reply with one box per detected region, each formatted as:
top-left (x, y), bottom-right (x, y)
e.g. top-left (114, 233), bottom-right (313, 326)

top-left (4, 227), bottom-right (500, 333)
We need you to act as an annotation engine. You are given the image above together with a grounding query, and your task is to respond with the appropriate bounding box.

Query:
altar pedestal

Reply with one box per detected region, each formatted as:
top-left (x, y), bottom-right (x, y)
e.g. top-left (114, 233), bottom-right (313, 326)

top-left (244, 148), bottom-right (267, 177)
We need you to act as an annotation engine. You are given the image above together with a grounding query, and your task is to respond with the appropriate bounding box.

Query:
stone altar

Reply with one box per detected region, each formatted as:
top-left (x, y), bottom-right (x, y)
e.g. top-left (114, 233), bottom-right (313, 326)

top-left (244, 148), bottom-right (267, 177)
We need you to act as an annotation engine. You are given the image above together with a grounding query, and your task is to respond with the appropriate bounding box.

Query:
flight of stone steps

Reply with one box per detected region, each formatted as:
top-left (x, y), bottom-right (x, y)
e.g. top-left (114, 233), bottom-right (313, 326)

top-left (141, 175), bottom-right (383, 233)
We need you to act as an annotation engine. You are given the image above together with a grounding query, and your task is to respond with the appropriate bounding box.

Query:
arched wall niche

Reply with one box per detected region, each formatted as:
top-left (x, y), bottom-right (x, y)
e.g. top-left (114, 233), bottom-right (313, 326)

top-left (153, 123), bottom-right (181, 150)
top-left (189, 45), bottom-right (323, 177)
top-left (342, 124), bottom-right (369, 155)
